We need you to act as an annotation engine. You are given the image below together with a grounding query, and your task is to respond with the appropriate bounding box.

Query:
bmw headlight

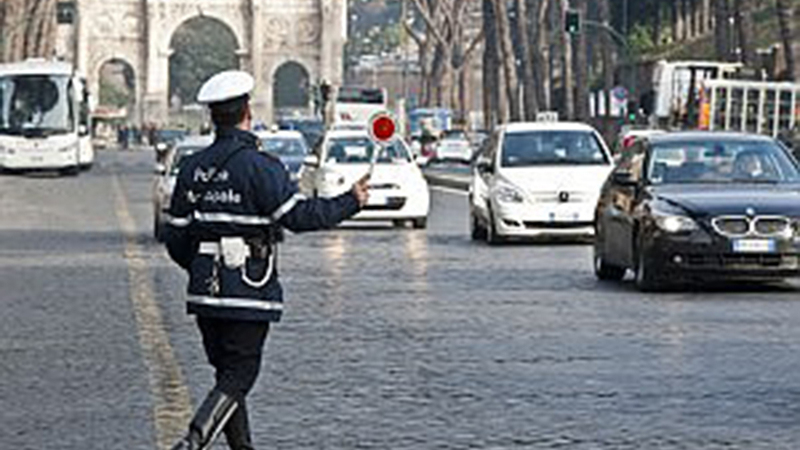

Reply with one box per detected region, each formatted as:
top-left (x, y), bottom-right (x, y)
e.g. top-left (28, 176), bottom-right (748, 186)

top-left (655, 215), bottom-right (698, 233)
top-left (493, 183), bottom-right (525, 204)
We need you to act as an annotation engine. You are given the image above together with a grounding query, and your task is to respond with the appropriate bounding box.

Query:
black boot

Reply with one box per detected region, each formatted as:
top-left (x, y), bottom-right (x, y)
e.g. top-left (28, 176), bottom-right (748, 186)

top-left (171, 389), bottom-right (238, 450)
top-left (224, 399), bottom-right (255, 450)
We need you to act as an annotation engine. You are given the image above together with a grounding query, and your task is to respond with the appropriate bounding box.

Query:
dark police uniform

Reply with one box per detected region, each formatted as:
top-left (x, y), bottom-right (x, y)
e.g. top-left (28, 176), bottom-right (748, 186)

top-left (165, 93), bottom-right (360, 449)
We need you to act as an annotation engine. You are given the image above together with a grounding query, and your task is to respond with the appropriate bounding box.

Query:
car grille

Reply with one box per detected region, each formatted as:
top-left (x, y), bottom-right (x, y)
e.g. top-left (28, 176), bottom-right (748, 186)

top-left (528, 191), bottom-right (590, 204)
top-left (363, 197), bottom-right (406, 211)
top-left (523, 221), bottom-right (594, 229)
top-left (684, 254), bottom-right (798, 269)
top-left (711, 215), bottom-right (791, 237)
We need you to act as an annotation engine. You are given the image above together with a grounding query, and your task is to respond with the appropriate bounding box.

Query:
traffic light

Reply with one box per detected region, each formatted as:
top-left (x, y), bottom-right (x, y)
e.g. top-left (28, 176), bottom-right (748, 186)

top-left (627, 100), bottom-right (639, 123)
top-left (565, 10), bottom-right (580, 35)
top-left (56, 1), bottom-right (76, 24)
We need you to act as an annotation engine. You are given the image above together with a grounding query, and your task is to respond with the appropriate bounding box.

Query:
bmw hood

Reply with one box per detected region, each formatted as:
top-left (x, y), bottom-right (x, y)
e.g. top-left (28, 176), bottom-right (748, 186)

top-left (651, 184), bottom-right (800, 218)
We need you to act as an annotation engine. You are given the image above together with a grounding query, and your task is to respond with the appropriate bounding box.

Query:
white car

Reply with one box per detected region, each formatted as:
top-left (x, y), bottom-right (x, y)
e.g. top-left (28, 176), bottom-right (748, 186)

top-left (152, 134), bottom-right (213, 240)
top-left (435, 130), bottom-right (473, 163)
top-left (470, 122), bottom-right (614, 244)
top-left (299, 130), bottom-right (430, 228)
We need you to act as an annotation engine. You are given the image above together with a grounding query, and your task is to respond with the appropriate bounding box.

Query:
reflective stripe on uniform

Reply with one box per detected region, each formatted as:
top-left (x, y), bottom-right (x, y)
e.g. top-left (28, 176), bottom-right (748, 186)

top-left (187, 296), bottom-right (284, 311)
top-left (166, 214), bottom-right (192, 227)
top-left (271, 193), bottom-right (306, 222)
top-left (194, 211), bottom-right (273, 226)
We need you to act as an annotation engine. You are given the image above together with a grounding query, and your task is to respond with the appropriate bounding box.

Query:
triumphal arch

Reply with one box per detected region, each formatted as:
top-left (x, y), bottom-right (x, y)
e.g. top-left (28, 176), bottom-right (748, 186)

top-left (76, 0), bottom-right (346, 123)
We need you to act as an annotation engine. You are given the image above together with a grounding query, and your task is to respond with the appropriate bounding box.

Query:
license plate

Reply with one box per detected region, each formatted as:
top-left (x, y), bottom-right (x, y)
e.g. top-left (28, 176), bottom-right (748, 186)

top-left (30, 156), bottom-right (44, 162)
top-left (549, 211), bottom-right (580, 222)
top-left (732, 239), bottom-right (776, 253)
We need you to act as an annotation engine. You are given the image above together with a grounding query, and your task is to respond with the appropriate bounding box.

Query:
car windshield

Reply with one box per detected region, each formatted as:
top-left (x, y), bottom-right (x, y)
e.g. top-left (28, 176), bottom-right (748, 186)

top-left (0, 74), bottom-right (74, 136)
top-left (260, 137), bottom-right (308, 157)
top-left (326, 137), bottom-right (411, 164)
top-left (501, 130), bottom-right (609, 167)
top-left (443, 130), bottom-right (467, 140)
top-left (169, 147), bottom-right (203, 176)
top-left (647, 139), bottom-right (800, 185)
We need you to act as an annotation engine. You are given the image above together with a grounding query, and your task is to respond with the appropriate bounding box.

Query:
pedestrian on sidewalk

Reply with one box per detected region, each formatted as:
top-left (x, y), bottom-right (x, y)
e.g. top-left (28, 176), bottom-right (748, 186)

top-left (164, 70), bottom-right (370, 450)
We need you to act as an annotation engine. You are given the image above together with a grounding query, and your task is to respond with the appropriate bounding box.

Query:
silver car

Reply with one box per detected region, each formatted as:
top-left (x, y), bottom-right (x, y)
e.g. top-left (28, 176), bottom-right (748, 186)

top-left (152, 135), bottom-right (213, 241)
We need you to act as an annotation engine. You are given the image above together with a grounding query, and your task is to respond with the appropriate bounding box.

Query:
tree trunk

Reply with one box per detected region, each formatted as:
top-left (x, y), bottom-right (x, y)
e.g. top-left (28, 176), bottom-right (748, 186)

top-left (573, 0), bottom-right (588, 120)
top-left (483, 0), bottom-right (502, 129)
top-left (734, 0), bottom-right (756, 65)
top-left (599, 0), bottom-right (613, 122)
top-left (493, 0), bottom-right (521, 122)
top-left (671, 0), bottom-right (680, 43)
top-left (515, 0), bottom-right (538, 120)
top-left (556, 0), bottom-right (574, 120)
top-left (531, 0), bottom-right (550, 110)
top-left (713, 0), bottom-right (731, 61)
top-left (776, 0), bottom-right (796, 80)
top-left (651, 0), bottom-right (662, 47)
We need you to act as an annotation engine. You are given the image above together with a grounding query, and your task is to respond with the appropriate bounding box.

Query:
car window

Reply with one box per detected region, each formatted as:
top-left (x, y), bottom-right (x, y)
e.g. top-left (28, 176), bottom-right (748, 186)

top-left (325, 137), bottom-right (411, 164)
top-left (647, 139), bottom-right (800, 184)
top-left (260, 137), bottom-right (308, 157)
top-left (501, 130), bottom-right (609, 167)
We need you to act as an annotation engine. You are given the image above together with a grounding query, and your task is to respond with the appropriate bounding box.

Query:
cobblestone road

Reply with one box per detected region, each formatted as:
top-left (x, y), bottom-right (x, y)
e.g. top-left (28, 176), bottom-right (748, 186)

top-left (2, 151), bottom-right (800, 449)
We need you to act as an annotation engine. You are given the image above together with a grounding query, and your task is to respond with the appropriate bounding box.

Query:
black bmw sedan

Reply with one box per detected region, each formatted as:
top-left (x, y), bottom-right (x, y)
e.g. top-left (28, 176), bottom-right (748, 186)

top-left (594, 132), bottom-right (800, 291)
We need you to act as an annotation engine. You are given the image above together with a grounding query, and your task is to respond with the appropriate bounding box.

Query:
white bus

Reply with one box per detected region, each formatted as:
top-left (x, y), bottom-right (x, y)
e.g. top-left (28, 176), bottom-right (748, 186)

top-left (0, 59), bottom-right (93, 175)
top-left (700, 79), bottom-right (800, 138)
top-left (333, 86), bottom-right (387, 126)
top-left (650, 60), bottom-right (742, 126)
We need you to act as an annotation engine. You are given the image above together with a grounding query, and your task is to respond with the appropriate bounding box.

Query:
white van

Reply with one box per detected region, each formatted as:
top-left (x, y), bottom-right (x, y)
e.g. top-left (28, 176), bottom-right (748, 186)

top-left (470, 122), bottom-right (614, 244)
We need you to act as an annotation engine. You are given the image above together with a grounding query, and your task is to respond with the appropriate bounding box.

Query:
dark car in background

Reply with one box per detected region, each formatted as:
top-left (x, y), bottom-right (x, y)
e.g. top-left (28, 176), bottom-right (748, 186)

top-left (276, 117), bottom-right (325, 148)
top-left (594, 132), bottom-right (800, 291)
top-left (255, 129), bottom-right (310, 181)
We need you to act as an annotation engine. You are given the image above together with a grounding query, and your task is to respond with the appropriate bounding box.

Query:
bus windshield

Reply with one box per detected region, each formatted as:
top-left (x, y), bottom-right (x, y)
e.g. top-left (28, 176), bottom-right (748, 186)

top-left (0, 74), bottom-right (75, 137)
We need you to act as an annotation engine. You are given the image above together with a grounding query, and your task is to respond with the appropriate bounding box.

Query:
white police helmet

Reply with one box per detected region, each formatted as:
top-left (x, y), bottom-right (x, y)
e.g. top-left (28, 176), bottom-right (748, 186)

top-left (197, 70), bottom-right (255, 105)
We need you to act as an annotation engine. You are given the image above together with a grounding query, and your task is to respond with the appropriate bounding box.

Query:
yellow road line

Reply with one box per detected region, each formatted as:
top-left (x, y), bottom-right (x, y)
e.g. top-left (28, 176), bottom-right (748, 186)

top-left (112, 174), bottom-right (191, 450)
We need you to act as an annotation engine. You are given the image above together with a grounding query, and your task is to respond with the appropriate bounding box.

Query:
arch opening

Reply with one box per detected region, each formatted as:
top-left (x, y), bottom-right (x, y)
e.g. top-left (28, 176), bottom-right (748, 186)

top-left (97, 59), bottom-right (136, 121)
top-left (169, 16), bottom-right (239, 110)
top-left (273, 61), bottom-right (311, 118)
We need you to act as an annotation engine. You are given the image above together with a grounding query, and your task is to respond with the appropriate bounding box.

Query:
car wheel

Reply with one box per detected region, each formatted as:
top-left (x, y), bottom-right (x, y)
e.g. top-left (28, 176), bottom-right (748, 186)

top-left (594, 249), bottom-right (626, 281)
top-left (412, 218), bottom-right (427, 229)
top-left (635, 246), bottom-right (663, 292)
top-left (470, 211), bottom-right (487, 241)
top-left (486, 209), bottom-right (504, 246)
top-left (393, 219), bottom-right (407, 228)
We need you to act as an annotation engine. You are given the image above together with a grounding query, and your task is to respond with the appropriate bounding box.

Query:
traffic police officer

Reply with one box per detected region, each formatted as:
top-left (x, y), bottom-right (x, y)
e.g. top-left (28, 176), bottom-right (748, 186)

top-left (165, 70), bottom-right (369, 450)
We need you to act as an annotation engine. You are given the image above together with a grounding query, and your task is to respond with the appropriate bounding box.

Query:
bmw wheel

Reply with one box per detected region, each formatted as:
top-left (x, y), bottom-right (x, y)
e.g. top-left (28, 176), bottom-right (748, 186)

top-left (594, 250), bottom-right (626, 281)
top-left (635, 246), bottom-right (663, 292)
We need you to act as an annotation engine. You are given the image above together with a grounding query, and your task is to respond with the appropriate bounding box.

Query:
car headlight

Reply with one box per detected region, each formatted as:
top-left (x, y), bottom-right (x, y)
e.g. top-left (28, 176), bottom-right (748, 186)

top-left (655, 215), bottom-right (698, 233)
top-left (59, 144), bottom-right (78, 153)
top-left (493, 183), bottom-right (525, 204)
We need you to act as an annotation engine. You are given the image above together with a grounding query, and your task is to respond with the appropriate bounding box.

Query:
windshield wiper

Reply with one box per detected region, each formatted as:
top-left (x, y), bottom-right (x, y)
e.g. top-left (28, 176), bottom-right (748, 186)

top-left (731, 177), bottom-right (781, 184)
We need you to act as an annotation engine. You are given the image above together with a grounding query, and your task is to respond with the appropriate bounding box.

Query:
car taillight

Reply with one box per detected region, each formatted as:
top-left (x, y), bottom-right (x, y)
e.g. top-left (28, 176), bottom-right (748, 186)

top-left (622, 136), bottom-right (636, 149)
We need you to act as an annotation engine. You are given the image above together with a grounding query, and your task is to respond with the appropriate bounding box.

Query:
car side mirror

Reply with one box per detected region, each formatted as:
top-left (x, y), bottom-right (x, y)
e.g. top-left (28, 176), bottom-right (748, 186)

top-left (303, 155), bottom-right (319, 167)
top-left (612, 171), bottom-right (637, 187)
top-left (154, 163), bottom-right (167, 175)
